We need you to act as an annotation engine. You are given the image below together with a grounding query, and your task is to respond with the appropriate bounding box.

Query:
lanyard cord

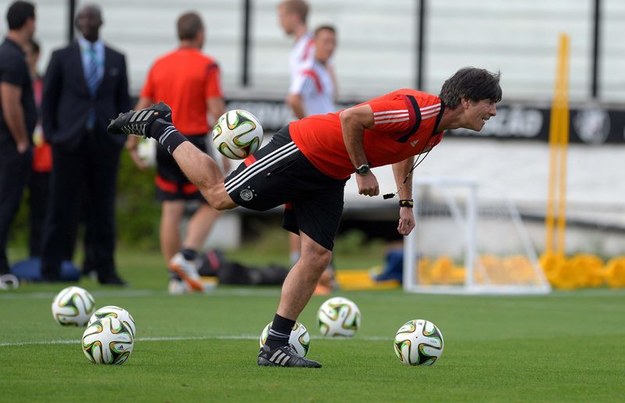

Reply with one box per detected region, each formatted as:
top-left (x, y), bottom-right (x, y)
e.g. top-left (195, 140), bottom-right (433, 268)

top-left (382, 148), bottom-right (432, 200)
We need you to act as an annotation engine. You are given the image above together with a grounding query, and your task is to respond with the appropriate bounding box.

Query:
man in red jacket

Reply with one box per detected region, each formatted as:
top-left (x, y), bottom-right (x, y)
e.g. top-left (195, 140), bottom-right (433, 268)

top-left (109, 67), bottom-right (502, 368)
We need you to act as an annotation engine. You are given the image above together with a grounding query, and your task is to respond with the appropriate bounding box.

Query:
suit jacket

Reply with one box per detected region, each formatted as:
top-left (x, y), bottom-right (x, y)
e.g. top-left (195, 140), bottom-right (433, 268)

top-left (42, 41), bottom-right (131, 150)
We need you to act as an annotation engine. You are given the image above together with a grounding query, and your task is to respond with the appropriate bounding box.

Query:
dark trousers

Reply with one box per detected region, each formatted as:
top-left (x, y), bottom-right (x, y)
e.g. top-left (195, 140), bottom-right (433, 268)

top-left (41, 131), bottom-right (122, 282)
top-left (0, 148), bottom-right (32, 274)
top-left (27, 171), bottom-right (49, 257)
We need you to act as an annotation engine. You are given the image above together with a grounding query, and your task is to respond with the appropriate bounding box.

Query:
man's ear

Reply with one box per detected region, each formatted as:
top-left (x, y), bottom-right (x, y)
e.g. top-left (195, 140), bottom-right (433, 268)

top-left (461, 98), bottom-right (472, 109)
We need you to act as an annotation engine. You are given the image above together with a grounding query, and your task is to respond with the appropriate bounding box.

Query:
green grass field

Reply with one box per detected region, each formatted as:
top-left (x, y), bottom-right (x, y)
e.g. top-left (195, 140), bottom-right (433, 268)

top-left (1, 248), bottom-right (625, 402)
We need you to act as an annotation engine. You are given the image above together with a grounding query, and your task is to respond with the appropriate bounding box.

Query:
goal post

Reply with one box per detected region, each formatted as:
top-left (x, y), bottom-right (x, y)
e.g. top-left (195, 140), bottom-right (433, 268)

top-left (403, 176), bottom-right (551, 295)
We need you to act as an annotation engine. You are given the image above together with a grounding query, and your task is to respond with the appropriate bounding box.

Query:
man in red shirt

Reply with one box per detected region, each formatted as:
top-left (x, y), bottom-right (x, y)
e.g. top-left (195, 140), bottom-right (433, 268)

top-left (110, 67), bottom-right (502, 367)
top-left (126, 12), bottom-right (225, 294)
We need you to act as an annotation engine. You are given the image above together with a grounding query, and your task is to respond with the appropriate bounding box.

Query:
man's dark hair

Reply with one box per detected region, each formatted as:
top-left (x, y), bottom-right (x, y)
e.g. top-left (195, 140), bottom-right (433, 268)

top-left (7, 1), bottom-right (35, 30)
top-left (439, 67), bottom-right (502, 109)
top-left (177, 12), bottom-right (204, 41)
top-left (314, 24), bottom-right (336, 37)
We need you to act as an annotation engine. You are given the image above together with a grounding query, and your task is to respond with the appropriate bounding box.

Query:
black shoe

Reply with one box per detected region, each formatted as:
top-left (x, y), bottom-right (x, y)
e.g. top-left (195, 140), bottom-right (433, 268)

top-left (107, 102), bottom-right (172, 138)
top-left (257, 344), bottom-right (322, 368)
top-left (99, 276), bottom-right (128, 286)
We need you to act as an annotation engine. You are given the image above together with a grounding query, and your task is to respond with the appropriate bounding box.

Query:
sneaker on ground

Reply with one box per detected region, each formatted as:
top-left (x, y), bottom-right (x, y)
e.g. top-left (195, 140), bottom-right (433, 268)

top-left (169, 252), bottom-right (206, 293)
top-left (167, 272), bottom-right (188, 295)
top-left (107, 102), bottom-right (172, 138)
top-left (257, 344), bottom-right (322, 368)
top-left (0, 273), bottom-right (19, 290)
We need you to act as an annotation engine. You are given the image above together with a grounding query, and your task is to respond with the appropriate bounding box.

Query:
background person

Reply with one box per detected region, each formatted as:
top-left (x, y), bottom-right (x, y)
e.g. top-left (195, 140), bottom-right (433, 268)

top-left (0, 1), bottom-right (36, 290)
top-left (126, 11), bottom-right (225, 294)
top-left (40, 3), bottom-right (130, 285)
top-left (108, 67), bottom-right (502, 367)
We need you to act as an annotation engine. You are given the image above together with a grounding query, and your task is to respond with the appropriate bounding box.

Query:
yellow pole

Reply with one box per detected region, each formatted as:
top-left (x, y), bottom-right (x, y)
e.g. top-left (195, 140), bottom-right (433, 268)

top-left (545, 34), bottom-right (570, 257)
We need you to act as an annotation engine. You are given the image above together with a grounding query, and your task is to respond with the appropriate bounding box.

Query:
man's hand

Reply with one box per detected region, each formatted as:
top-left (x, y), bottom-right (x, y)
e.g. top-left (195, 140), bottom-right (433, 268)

top-left (16, 140), bottom-right (30, 154)
top-left (397, 206), bottom-right (415, 235)
top-left (356, 172), bottom-right (379, 197)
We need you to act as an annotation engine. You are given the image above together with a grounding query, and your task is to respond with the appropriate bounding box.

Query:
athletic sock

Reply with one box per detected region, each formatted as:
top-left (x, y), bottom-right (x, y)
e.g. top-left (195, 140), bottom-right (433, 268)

top-left (150, 118), bottom-right (187, 154)
top-left (180, 248), bottom-right (197, 261)
top-left (265, 313), bottom-right (295, 350)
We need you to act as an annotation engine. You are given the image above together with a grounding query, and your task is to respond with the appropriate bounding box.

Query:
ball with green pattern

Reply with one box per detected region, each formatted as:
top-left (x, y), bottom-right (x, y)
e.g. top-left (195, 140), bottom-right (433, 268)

top-left (212, 109), bottom-right (263, 159)
top-left (394, 319), bottom-right (444, 366)
top-left (82, 317), bottom-right (134, 365)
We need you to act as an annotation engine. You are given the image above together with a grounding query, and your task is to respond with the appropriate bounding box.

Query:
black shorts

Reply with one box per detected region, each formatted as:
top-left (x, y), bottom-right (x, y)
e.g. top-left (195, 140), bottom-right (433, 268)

top-left (156, 134), bottom-right (210, 202)
top-left (225, 126), bottom-right (347, 251)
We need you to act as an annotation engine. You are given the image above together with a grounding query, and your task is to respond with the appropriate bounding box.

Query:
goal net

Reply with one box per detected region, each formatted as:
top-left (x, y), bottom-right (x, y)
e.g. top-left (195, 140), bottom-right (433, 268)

top-left (403, 177), bottom-right (551, 294)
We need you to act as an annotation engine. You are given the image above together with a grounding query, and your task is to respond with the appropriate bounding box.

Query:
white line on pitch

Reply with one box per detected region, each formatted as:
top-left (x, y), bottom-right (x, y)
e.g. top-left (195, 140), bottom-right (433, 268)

top-left (0, 334), bottom-right (390, 347)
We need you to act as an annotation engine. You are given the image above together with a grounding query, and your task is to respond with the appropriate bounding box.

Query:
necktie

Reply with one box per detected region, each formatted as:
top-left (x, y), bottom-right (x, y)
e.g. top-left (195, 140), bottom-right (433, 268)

top-left (86, 44), bottom-right (100, 97)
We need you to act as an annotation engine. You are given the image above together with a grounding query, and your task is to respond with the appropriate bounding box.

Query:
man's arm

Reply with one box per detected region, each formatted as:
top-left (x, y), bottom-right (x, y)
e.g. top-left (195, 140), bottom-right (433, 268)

top-left (0, 82), bottom-right (29, 153)
top-left (286, 93), bottom-right (306, 120)
top-left (339, 104), bottom-right (379, 196)
top-left (392, 157), bottom-right (416, 235)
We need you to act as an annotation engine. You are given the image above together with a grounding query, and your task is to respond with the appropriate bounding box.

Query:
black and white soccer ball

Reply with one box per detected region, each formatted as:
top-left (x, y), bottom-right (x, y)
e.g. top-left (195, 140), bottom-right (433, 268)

top-left (393, 319), bottom-right (444, 366)
top-left (82, 317), bottom-right (134, 365)
top-left (51, 286), bottom-right (95, 326)
top-left (211, 109), bottom-right (263, 159)
top-left (317, 297), bottom-right (361, 337)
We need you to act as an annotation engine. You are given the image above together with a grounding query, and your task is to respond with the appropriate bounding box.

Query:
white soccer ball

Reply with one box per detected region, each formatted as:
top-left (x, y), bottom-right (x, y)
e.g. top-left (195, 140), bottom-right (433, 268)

top-left (51, 286), bottom-right (96, 326)
top-left (259, 321), bottom-right (311, 357)
top-left (211, 109), bottom-right (263, 159)
top-left (317, 297), bottom-right (361, 337)
top-left (394, 319), bottom-right (444, 366)
top-left (82, 317), bottom-right (134, 365)
top-left (88, 305), bottom-right (136, 338)
top-left (136, 138), bottom-right (156, 167)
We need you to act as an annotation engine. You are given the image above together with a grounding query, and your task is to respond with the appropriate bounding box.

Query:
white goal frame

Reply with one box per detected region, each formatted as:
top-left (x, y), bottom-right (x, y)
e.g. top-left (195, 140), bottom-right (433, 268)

top-left (403, 176), bottom-right (551, 295)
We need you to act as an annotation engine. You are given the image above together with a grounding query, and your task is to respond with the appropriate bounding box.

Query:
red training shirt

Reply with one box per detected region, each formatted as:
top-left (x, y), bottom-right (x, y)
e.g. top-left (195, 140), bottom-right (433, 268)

top-left (141, 48), bottom-right (222, 135)
top-left (289, 89), bottom-right (445, 179)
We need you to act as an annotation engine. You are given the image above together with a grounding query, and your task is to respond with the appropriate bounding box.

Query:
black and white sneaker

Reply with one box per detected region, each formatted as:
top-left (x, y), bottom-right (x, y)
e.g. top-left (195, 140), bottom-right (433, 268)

top-left (107, 102), bottom-right (172, 138)
top-left (257, 344), bottom-right (322, 368)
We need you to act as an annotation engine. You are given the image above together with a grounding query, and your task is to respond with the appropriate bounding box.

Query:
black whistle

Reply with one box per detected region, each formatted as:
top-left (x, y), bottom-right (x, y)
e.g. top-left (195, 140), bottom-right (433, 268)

top-left (382, 193), bottom-right (395, 199)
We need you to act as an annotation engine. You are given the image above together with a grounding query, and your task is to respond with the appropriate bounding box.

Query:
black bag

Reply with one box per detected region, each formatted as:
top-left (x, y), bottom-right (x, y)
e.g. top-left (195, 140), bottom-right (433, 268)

top-left (198, 250), bottom-right (289, 286)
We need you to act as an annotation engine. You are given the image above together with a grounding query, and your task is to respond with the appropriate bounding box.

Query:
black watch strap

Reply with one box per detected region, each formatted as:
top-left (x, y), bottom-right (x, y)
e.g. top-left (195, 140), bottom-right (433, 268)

top-left (355, 163), bottom-right (370, 176)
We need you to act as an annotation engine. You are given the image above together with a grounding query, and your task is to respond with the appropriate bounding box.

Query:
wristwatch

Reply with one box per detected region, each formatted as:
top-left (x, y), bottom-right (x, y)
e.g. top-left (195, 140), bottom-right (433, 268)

top-left (355, 163), bottom-right (370, 176)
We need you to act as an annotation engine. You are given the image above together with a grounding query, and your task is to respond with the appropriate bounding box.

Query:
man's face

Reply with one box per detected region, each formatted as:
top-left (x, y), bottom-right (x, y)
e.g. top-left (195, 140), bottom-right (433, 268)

top-left (76, 7), bottom-right (102, 41)
top-left (463, 99), bottom-right (497, 131)
top-left (277, 5), bottom-right (296, 35)
top-left (24, 16), bottom-right (36, 40)
top-left (314, 29), bottom-right (336, 63)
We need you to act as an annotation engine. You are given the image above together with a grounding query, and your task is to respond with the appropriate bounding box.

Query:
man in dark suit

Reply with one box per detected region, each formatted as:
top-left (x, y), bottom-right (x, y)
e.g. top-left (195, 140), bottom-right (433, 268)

top-left (40, 4), bottom-right (130, 285)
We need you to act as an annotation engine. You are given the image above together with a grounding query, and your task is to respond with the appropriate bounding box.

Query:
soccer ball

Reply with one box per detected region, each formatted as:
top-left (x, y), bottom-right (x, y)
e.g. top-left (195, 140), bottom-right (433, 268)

top-left (393, 319), bottom-right (444, 366)
top-left (51, 286), bottom-right (96, 326)
top-left (82, 317), bottom-right (134, 365)
top-left (211, 109), bottom-right (263, 159)
top-left (317, 297), bottom-right (361, 337)
top-left (88, 305), bottom-right (136, 338)
top-left (259, 321), bottom-right (310, 357)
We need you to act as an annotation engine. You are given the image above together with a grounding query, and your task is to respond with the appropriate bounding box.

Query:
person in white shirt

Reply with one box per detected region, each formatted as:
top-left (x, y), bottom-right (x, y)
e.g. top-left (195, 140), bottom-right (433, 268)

top-left (277, 0), bottom-right (315, 90)
top-left (287, 25), bottom-right (337, 119)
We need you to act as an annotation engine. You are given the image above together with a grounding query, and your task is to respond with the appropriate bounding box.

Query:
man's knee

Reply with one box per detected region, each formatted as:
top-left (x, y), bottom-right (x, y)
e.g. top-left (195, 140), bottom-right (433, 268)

top-left (301, 243), bottom-right (332, 270)
top-left (203, 184), bottom-right (237, 211)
